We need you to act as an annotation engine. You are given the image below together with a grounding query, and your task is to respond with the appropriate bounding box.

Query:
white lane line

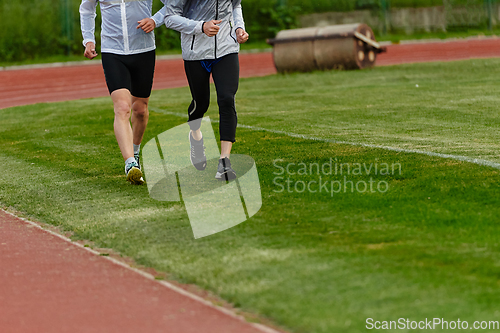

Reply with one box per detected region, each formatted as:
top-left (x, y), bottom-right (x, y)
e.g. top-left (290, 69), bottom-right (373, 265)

top-left (1, 209), bottom-right (284, 333)
top-left (151, 108), bottom-right (500, 170)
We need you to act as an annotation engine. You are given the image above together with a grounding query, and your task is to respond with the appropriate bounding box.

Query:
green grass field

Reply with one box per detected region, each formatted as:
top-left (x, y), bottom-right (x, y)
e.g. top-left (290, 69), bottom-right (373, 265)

top-left (1, 59), bottom-right (500, 333)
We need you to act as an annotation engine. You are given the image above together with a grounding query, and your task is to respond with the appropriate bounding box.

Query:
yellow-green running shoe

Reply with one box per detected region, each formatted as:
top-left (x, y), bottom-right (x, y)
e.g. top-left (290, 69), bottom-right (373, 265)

top-left (125, 160), bottom-right (144, 185)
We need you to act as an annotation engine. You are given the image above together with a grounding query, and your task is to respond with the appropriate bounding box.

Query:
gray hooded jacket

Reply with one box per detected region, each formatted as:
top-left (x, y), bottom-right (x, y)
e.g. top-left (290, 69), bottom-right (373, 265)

top-left (158, 0), bottom-right (245, 61)
top-left (80, 0), bottom-right (166, 55)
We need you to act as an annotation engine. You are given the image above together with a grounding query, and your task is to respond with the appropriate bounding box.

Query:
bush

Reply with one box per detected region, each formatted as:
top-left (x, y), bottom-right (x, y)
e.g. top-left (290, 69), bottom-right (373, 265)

top-left (0, 0), bottom-right (180, 62)
top-left (0, 0), bottom-right (491, 62)
top-left (0, 1), bottom-right (67, 61)
top-left (0, 0), bottom-right (374, 61)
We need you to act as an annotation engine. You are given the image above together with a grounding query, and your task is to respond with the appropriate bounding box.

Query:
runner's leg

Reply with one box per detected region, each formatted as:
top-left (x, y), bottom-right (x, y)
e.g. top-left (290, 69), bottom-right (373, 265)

top-left (184, 60), bottom-right (211, 139)
top-left (111, 89), bottom-right (135, 161)
top-left (102, 53), bottom-right (135, 162)
top-left (131, 97), bottom-right (149, 146)
top-left (129, 50), bottom-right (155, 148)
top-left (212, 53), bottom-right (239, 158)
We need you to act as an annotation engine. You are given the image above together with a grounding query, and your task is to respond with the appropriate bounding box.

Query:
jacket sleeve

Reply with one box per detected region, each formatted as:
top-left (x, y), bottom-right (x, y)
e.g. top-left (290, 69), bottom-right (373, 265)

top-left (151, 0), bottom-right (166, 28)
top-left (164, 0), bottom-right (204, 35)
top-left (232, 3), bottom-right (245, 32)
top-left (79, 0), bottom-right (98, 47)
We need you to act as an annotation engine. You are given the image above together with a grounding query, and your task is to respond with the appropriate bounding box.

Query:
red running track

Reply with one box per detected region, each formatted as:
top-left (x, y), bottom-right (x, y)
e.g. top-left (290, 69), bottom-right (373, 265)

top-left (0, 52), bottom-right (276, 109)
top-left (377, 37), bottom-right (500, 66)
top-left (1, 38), bottom-right (500, 333)
top-left (0, 210), bottom-right (280, 333)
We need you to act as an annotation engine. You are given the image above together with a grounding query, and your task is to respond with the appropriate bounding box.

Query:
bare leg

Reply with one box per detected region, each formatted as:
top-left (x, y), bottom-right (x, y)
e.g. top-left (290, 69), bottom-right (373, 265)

top-left (191, 128), bottom-right (202, 141)
top-left (131, 96), bottom-right (150, 146)
top-left (111, 89), bottom-right (134, 161)
top-left (220, 141), bottom-right (232, 159)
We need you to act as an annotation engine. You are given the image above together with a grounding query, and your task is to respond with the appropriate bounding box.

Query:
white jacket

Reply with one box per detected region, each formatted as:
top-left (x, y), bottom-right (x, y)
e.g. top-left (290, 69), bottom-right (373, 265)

top-left (160, 0), bottom-right (245, 61)
top-left (80, 0), bottom-right (166, 55)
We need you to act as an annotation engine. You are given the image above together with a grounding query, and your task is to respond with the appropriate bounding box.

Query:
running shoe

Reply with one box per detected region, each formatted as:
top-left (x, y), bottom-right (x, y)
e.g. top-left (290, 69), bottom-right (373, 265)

top-left (215, 157), bottom-right (237, 181)
top-left (189, 131), bottom-right (207, 170)
top-left (125, 160), bottom-right (144, 185)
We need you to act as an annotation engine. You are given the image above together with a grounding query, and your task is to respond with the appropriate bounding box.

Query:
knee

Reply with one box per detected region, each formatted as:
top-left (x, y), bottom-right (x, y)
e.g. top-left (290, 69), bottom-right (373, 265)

top-left (191, 98), bottom-right (210, 115)
top-left (132, 100), bottom-right (149, 118)
top-left (114, 100), bottom-right (132, 119)
top-left (217, 92), bottom-right (235, 110)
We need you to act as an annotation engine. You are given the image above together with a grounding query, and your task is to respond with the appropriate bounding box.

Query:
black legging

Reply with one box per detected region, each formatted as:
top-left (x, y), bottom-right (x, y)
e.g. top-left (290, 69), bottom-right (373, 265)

top-left (184, 53), bottom-right (239, 143)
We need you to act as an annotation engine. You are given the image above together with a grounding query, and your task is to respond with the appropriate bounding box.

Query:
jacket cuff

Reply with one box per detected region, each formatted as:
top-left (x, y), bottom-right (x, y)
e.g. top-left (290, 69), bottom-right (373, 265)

top-left (195, 21), bottom-right (204, 35)
top-left (234, 26), bottom-right (245, 35)
top-left (151, 12), bottom-right (164, 28)
top-left (83, 39), bottom-right (96, 47)
top-left (151, 16), bottom-right (160, 28)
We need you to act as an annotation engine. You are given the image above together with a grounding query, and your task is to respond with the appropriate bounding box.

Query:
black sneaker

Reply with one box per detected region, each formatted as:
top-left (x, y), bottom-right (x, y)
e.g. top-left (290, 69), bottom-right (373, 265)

top-left (215, 157), bottom-right (237, 181)
top-left (189, 131), bottom-right (207, 170)
top-left (134, 152), bottom-right (141, 171)
top-left (125, 160), bottom-right (144, 185)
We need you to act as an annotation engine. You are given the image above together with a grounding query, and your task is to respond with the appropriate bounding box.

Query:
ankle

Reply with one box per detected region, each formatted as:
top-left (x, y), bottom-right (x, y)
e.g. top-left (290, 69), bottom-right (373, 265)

top-left (190, 129), bottom-right (203, 141)
top-left (133, 143), bottom-right (141, 155)
top-left (125, 157), bottom-right (136, 165)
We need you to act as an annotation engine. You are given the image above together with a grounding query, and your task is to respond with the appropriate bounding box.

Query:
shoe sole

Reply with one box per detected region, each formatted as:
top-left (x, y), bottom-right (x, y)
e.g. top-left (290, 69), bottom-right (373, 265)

top-left (126, 167), bottom-right (145, 185)
top-left (215, 170), bottom-right (237, 181)
top-left (189, 132), bottom-right (207, 171)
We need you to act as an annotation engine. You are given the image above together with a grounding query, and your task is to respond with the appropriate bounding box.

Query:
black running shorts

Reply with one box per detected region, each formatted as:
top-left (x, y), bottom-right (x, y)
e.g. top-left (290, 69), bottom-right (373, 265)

top-left (101, 50), bottom-right (155, 98)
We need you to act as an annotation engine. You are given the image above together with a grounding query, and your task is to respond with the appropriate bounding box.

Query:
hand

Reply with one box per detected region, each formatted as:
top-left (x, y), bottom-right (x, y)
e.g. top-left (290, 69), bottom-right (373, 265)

top-left (203, 20), bottom-right (222, 37)
top-left (84, 42), bottom-right (98, 60)
top-left (236, 28), bottom-right (249, 44)
top-left (137, 18), bottom-right (156, 33)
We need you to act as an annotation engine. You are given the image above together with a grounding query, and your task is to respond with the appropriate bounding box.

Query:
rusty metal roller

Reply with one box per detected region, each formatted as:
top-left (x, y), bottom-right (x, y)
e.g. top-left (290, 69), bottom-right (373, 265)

top-left (267, 23), bottom-right (386, 73)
